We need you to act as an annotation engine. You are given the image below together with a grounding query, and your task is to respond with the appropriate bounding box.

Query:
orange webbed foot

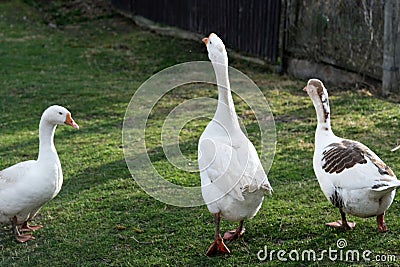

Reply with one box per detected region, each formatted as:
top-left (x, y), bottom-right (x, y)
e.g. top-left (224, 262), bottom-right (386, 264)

top-left (206, 236), bottom-right (230, 256)
top-left (326, 220), bottom-right (355, 231)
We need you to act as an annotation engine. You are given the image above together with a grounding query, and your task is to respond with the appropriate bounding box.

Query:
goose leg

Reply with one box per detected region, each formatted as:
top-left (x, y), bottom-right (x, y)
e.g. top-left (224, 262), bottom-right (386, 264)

top-left (223, 220), bottom-right (245, 241)
top-left (20, 221), bottom-right (43, 232)
top-left (12, 216), bottom-right (35, 243)
top-left (376, 213), bottom-right (387, 233)
top-left (339, 209), bottom-right (356, 230)
top-left (325, 209), bottom-right (355, 230)
top-left (205, 212), bottom-right (230, 256)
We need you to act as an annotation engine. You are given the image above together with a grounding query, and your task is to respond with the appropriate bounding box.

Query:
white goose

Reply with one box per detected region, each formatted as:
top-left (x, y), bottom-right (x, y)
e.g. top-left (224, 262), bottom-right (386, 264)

top-left (304, 79), bottom-right (400, 232)
top-left (0, 105), bottom-right (79, 242)
top-left (198, 33), bottom-right (272, 256)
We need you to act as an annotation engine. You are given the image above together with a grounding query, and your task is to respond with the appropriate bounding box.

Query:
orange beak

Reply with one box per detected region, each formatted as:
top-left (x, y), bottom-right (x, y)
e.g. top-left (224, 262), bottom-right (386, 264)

top-left (64, 113), bottom-right (79, 129)
top-left (202, 37), bottom-right (209, 45)
top-left (302, 85), bottom-right (308, 92)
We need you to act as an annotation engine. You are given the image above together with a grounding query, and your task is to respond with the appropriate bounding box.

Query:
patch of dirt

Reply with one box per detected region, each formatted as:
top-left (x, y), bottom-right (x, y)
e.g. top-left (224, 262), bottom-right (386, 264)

top-left (59, 0), bottom-right (113, 19)
top-left (32, 0), bottom-right (115, 25)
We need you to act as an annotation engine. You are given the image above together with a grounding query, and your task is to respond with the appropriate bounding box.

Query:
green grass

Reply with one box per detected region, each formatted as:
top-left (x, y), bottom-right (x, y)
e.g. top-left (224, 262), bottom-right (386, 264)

top-left (1, 1), bottom-right (400, 266)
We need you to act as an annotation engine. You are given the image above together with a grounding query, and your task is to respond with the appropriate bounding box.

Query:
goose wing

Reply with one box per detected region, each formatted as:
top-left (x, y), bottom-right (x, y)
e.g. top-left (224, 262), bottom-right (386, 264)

top-left (199, 136), bottom-right (271, 202)
top-left (320, 139), bottom-right (399, 191)
top-left (0, 160), bottom-right (35, 190)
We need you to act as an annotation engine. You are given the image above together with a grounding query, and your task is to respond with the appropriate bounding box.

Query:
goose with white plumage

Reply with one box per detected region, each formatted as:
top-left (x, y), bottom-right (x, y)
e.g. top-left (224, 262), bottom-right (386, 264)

top-left (0, 105), bottom-right (79, 242)
top-left (198, 33), bottom-right (272, 256)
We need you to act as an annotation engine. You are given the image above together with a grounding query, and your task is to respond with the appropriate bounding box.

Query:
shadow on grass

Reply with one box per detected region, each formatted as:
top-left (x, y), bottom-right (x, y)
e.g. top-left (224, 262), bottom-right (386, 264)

top-left (61, 159), bottom-right (130, 196)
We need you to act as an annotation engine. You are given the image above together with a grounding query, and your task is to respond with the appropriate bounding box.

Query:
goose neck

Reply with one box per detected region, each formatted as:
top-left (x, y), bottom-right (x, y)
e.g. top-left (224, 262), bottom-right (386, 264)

top-left (212, 62), bottom-right (240, 130)
top-left (310, 91), bottom-right (331, 126)
top-left (37, 120), bottom-right (58, 162)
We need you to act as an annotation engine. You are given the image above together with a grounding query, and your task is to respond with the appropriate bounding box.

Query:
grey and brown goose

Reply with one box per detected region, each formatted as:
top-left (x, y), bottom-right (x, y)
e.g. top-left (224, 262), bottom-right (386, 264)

top-left (304, 79), bottom-right (400, 232)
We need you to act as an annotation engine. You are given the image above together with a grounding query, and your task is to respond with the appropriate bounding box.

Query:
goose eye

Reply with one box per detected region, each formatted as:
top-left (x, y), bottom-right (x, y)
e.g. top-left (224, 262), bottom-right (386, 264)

top-left (209, 40), bottom-right (212, 45)
top-left (58, 112), bottom-right (63, 115)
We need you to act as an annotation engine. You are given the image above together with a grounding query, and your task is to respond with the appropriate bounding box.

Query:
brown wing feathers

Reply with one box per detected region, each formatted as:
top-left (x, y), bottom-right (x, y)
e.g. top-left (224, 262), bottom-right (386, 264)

top-left (322, 140), bottom-right (367, 174)
top-left (322, 140), bottom-right (395, 176)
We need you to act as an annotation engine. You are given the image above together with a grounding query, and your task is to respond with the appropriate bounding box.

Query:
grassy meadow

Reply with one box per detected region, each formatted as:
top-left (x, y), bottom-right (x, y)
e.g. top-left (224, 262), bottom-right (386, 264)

top-left (0, 1), bottom-right (400, 266)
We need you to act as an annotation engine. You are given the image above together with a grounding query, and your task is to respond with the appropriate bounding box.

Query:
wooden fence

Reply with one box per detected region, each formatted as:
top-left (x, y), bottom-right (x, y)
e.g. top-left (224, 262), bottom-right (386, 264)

top-left (111, 0), bottom-right (400, 93)
top-left (111, 0), bottom-right (282, 63)
top-left (284, 0), bottom-right (383, 80)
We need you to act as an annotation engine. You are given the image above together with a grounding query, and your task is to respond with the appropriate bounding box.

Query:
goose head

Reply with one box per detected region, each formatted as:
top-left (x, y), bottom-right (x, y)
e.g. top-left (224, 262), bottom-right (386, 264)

top-left (303, 79), bottom-right (330, 124)
top-left (202, 33), bottom-right (228, 66)
top-left (303, 79), bottom-right (328, 102)
top-left (41, 105), bottom-right (79, 129)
